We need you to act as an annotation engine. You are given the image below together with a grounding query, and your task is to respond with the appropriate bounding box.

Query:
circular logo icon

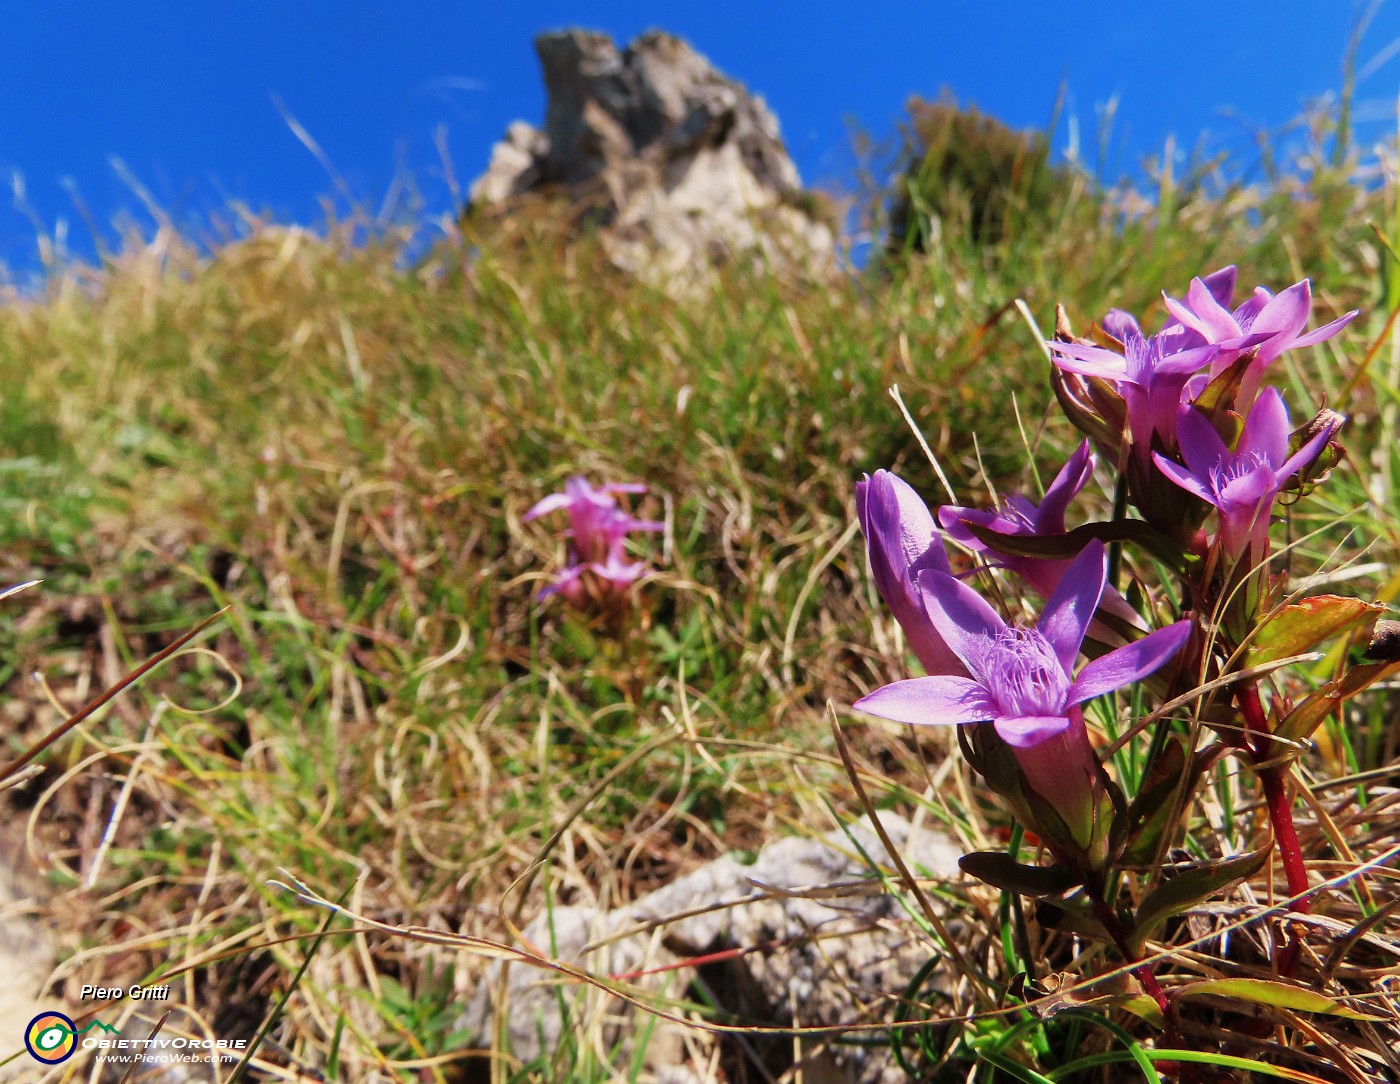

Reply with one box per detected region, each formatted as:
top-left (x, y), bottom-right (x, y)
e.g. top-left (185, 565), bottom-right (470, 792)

top-left (24, 1011), bottom-right (77, 1064)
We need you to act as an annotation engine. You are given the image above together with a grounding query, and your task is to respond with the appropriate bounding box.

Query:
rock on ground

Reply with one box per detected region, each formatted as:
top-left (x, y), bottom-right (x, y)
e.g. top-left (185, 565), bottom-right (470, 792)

top-left (457, 814), bottom-right (965, 1084)
top-left (0, 849), bottom-right (58, 1082)
top-left (468, 29), bottom-right (837, 286)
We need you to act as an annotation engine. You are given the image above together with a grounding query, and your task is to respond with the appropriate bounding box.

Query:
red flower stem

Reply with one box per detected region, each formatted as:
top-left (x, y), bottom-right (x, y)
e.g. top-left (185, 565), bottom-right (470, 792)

top-left (1085, 874), bottom-right (1171, 1023)
top-left (1238, 682), bottom-right (1310, 975)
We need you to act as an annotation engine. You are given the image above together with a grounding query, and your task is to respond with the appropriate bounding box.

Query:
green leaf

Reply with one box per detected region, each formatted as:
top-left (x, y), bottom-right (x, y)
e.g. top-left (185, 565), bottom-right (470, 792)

top-left (1187, 349), bottom-right (1254, 423)
top-left (958, 851), bottom-right (1078, 897)
top-left (1034, 897), bottom-right (1110, 941)
top-left (1130, 845), bottom-right (1270, 951)
top-left (1174, 978), bottom-right (1381, 1020)
top-left (961, 518), bottom-right (1190, 574)
top-left (1120, 737), bottom-right (1188, 867)
top-left (1248, 595), bottom-right (1382, 668)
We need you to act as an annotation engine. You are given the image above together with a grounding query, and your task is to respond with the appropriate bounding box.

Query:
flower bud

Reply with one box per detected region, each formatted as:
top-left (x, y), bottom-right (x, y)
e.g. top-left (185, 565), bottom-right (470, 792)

top-left (1364, 618), bottom-right (1400, 663)
top-left (1282, 407), bottom-right (1346, 496)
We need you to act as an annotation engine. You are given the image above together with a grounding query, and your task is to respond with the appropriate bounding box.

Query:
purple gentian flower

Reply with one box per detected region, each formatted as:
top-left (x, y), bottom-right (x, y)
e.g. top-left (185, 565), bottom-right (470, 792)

top-left (1047, 324), bottom-right (1219, 464)
top-left (854, 543), bottom-right (1189, 849)
top-left (525, 476), bottom-right (662, 602)
top-left (537, 547), bottom-right (652, 605)
top-left (939, 442), bottom-right (1144, 631)
top-left (854, 542), bottom-right (1188, 749)
top-left (1152, 388), bottom-right (1342, 560)
top-left (856, 470), bottom-right (966, 677)
top-left (940, 440), bottom-right (1094, 601)
top-left (1163, 273), bottom-right (1358, 405)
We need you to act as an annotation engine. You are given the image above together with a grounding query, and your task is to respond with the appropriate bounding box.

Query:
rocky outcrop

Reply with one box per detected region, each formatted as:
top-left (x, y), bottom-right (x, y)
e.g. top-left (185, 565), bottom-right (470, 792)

top-left (469, 29), bottom-right (837, 284)
top-left (458, 815), bottom-right (965, 1083)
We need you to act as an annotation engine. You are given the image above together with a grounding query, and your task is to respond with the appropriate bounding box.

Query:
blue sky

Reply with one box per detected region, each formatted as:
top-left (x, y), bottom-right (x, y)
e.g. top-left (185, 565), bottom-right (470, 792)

top-left (2, 2), bottom-right (1397, 273)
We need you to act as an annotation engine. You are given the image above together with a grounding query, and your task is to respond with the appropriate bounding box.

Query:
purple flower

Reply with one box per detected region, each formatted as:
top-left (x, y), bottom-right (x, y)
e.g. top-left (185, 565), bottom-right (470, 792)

top-left (1163, 273), bottom-right (1358, 405)
top-left (940, 441), bottom-right (1094, 601)
top-left (856, 470), bottom-right (965, 677)
top-left (855, 542), bottom-right (1188, 748)
top-left (525, 476), bottom-right (662, 602)
top-left (536, 548), bottom-right (652, 605)
top-left (1051, 269), bottom-right (1358, 453)
top-left (939, 442), bottom-right (1144, 631)
top-left (854, 542), bottom-right (1189, 852)
top-left (1047, 322), bottom-right (1218, 465)
top-left (1152, 388), bottom-right (1342, 560)
top-left (1047, 268), bottom-right (1357, 546)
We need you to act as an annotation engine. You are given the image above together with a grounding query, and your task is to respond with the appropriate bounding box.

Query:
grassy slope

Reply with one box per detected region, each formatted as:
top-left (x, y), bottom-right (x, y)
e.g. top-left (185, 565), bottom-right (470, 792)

top-left (0, 122), bottom-right (1390, 1080)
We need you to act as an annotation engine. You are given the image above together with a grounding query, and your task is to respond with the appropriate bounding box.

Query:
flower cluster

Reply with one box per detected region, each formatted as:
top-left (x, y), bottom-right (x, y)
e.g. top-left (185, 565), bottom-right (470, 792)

top-left (525, 476), bottom-right (662, 610)
top-left (853, 265), bottom-right (1368, 986)
top-left (856, 468), bottom-right (1189, 868)
top-left (1048, 267), bottom-right (1356, 558)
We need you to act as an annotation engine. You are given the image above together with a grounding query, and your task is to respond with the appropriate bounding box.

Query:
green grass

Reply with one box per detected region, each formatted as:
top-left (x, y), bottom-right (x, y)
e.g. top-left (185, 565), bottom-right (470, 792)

top-left (0, 96), bottom-right (1395, 1082)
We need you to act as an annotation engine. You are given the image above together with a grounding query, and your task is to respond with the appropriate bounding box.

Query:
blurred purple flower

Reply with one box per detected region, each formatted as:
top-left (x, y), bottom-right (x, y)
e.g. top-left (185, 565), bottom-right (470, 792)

top-left (525, 476), bottom-right (662, 602)
top-left (1153, 388), bottom-right (1341, 560)
top-left (854, 543), bottom-right (1189, 847)
top-left (856, 469), bottom-right (965, 676)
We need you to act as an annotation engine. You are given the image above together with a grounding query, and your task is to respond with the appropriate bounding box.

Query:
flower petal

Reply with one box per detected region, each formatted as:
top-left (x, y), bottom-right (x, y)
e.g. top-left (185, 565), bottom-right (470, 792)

top-left (1239, 386), bottom-right (1290, 465)
top-left (1153, 452), bottom-right (1216, 504)
top-left (859, 471), bottom-right (964, 676)
top-left (1162, 294), bottom-right (1213, 341)
top-left (1068, 620), bottom-right (1191, 705)
top-left (523, 493), bottom-right (574, 521)
top-left (1186, 276), bottom-right (1243, 339)
top-left (564, 476), bottom-right (611, 506)
top-left (1232, 286), bottom-right (1272, 329)
top-left (1035, 541), bottom-right (1106, 672)
top-left (918, 569), bottom-right (1007, 674)
top-left (1291, 309), bottom-right (1359, 348)
top-left (1175, 406), bottom-right (1230, 478)
top-left (1249, 280), bottom-right (1311, 340)
top-left (859, 471), bottom-right (949, 576)
top-left (1047, 341), bottom-right (1130, 380)
top-left (1200, 265), bottom-right (1238, 309)
top-left (1038, 441), bottom-right (1094, 533)
top-left (538, 563), bottom-right (586, 599)
top-left (1103, 309), bottom-right (1141, 344)
top-left (590, 557), bottom-right (648, 584)
top-left (994, 713), bottom-right (1072, 749)
top-left (1216, 464), bottom-right (1276, 512)
top-left (854, 676), bottom-right (996, 727)
top-left (1150, 343), bottom-right (1223, 376)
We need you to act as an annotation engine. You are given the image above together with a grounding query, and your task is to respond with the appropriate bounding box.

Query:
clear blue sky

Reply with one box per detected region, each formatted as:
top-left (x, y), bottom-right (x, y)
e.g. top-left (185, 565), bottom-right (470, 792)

top-left (2, 1), bottom-right (1397, 273)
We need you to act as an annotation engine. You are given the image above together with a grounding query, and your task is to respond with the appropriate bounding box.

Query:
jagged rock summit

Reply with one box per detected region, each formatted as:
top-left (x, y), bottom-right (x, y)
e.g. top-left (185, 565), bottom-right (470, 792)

top-left (469, 29), bottom-right (836, 283)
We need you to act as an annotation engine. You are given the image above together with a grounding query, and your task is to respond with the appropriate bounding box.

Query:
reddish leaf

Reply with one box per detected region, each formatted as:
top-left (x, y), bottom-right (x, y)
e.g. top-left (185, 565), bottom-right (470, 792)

top-left (1248, 595), bottom-right (1381, 668)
